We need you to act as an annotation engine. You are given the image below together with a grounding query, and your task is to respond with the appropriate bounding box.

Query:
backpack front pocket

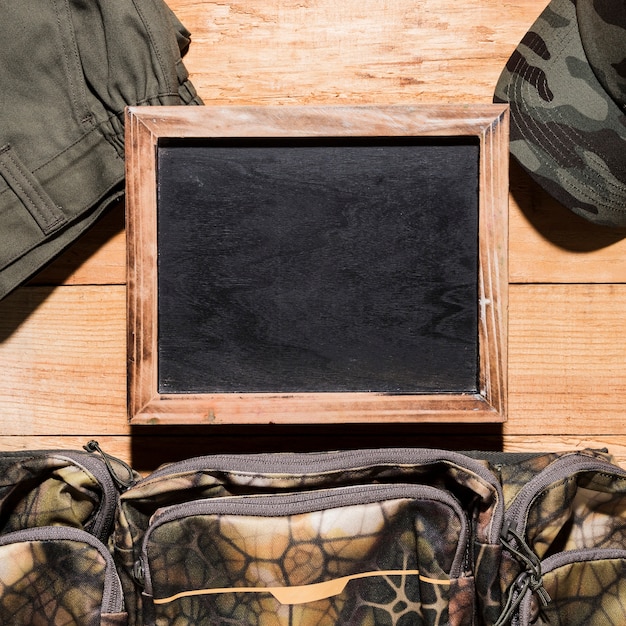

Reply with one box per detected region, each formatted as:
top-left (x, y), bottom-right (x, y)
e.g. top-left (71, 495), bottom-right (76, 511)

top-left (0, 526), bottom-right (126, 625)
top-left (139, 484), bottom-right (474, 626)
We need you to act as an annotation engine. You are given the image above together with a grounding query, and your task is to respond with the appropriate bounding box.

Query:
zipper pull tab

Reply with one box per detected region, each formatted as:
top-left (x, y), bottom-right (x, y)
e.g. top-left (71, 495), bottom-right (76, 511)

top-left (133, 557), bottom-right (146, 587)
top-left (84, 440), bottom-right (135, 490)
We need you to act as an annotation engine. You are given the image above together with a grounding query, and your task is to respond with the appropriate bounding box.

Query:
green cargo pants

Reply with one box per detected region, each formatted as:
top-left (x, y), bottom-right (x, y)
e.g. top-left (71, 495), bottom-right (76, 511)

top-left (0, 0), bottom-right (202, 300)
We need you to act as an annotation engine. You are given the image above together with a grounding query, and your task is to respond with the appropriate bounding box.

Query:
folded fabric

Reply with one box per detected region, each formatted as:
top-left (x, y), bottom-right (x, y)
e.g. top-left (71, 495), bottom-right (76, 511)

top-left (0, 0), bottom-right (203, 300)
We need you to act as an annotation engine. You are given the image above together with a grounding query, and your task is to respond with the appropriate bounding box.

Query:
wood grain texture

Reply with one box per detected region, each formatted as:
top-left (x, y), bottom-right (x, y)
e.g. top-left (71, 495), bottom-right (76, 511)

top-left (1, 0), bottom-right (626, 468)
top-left (508, 284), bottom-right (626, 432)
top-left (0, 286), bottom-right (127, 433)
top-left (176, 0), bottom-right (538, 106)
top-left (1, 282), bottom-right (624, 435)
top-left (156, 139), bottom-right (480, 395)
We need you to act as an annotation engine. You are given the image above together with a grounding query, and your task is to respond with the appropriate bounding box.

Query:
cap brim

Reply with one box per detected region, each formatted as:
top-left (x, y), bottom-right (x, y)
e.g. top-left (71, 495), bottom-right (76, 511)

top-left (494, 0), bottom-right (626, 227)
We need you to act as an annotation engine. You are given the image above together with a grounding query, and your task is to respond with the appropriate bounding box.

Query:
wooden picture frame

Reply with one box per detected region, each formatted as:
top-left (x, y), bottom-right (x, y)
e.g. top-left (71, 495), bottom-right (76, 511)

top-left (126, 104), bottom-right (509, 424)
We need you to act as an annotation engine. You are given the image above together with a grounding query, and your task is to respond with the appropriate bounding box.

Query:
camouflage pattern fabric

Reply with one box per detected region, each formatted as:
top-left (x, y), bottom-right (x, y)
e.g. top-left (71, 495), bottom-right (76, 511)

top-left (0, 448), bottom-right (132, 625)
top-left (143, 488), bottom-right (473, 626)
top-left (495, 451), bottom-right (626, 626)
top-left (494, 0), bottom-right (626, 227)
top-left (114, 450), bottom-right (504, 626)
top-left (0, 455), bottom-right (100, 533)
top-left (524, 470), bottom-right (626, 558)
top-left (0, 537), bottom-right (124, 626)
top-left (517, 555), bottom-right (626, 625)
top-left (493, 448), bottom-right (613, 509)
top-left (4, 446), bottom-right (626, 625)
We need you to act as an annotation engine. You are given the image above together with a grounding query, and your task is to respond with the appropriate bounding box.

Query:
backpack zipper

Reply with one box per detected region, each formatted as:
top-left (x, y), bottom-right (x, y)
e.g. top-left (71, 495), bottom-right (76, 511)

top-left (496, 454), bottom-right (626, 626)
top-left (130, 447), bottom-right (503, 543)
top-left (138, 483), bottom-right (471, 598)
top-left (56, 441), bottom-right (136, 541)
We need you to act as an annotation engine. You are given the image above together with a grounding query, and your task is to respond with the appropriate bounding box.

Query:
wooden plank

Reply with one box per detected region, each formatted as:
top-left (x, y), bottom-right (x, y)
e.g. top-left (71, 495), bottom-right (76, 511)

top-left (508, 283), bottom-right (626, 431)
top-left (176, 0), bottom-right (542, 106)
top-left (2, 283), bottom-right (626, 434)
top-left (0, 285), bottom-right (127, 432)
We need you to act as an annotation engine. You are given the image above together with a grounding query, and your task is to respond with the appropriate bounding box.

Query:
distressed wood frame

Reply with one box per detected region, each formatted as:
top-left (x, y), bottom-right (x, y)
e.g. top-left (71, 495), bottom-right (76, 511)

top-left (125, 104), bottom-right (509, 424)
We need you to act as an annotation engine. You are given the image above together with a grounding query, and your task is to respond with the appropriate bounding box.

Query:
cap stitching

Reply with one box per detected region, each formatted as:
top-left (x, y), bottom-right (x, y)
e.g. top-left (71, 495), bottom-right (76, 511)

top-left (516, 93), bottom-right (626, 214)
top-left (516, 29), bottom-right (626, 199)
top-left (509, 18), bottom-right (626, 214)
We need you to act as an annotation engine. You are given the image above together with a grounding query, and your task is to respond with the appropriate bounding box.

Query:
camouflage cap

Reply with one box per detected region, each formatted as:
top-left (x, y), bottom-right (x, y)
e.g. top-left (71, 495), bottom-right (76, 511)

top-left (494, 0), bottom-right (626, 227)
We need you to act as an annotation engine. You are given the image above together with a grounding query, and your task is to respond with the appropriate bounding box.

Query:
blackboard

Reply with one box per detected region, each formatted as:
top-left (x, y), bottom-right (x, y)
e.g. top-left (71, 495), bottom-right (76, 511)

top-left (125, 105), bottom-right (509, 424)
top-left (156, 137), bottom-right (479, 394)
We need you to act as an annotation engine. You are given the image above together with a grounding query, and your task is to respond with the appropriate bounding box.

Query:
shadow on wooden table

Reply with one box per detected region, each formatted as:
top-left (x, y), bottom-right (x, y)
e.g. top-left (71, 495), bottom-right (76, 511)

top-left (130, 422), bottom-right (505, 473)
top-left (509, 161), bottom-right (626, 253)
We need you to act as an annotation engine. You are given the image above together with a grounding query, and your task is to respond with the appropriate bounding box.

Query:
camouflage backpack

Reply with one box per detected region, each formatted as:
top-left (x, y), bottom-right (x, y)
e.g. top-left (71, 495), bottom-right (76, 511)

top-left (2, 444), bottom-right (625, 625)
top-left (114, 447), bottom-right (626, 626)
top-left (0, 441), bottom-right (137, 626)
top-left (114, 448), bottom-right (505, 626)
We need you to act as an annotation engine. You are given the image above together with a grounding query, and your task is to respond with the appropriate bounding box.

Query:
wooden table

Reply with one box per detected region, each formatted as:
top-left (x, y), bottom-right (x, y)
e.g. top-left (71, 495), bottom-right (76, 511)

top-left (1, 0), bottom-right (625, 471)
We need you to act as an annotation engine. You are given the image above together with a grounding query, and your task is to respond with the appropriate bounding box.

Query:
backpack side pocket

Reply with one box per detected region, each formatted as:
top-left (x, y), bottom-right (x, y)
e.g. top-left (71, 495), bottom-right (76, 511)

top-left (498, 452), bottom-right (626, 626)
top-left (516, 549), bottom-right (626, 626)
top-left (0, 526), bottom-right (127, 625)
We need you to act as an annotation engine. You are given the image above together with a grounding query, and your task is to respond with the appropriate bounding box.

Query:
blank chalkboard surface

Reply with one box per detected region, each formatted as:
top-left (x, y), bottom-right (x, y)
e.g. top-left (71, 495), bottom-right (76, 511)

top-left (157, 138), bottom-right (479, 394)
top-left (126, 105), bottom-right (508, 423)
